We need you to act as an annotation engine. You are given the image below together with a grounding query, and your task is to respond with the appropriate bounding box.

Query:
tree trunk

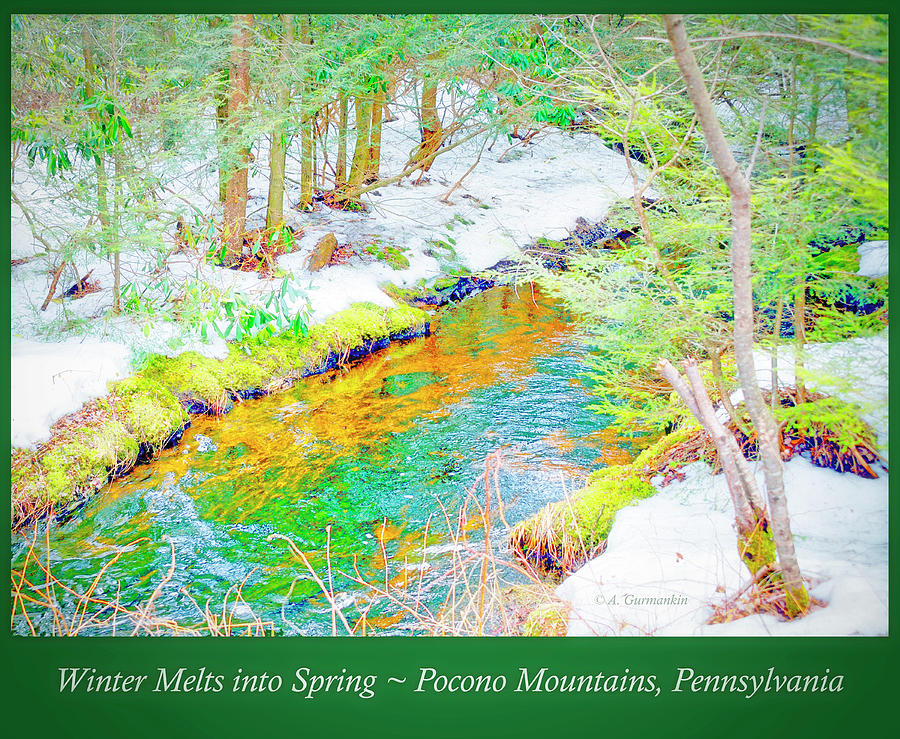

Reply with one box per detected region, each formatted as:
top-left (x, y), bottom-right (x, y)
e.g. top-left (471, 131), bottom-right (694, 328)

top-left (266, 13), bottom-right (293, 230)
top-left (112, 153), bottom-right (122, 314)
top-left (348, 94), bottom-right (372, 190)
top-left (208, 17), bottom-right (230, 204)
top-left (222, 13), bottom-right (252, 265)
top-left (367, 85), bottom-right (384, 183)
top-left (793, 279), bottom-right (807, 402)
top-left (335, 93), bottom-right (348, 189)
top-left (664, 14), bottom-right (809, 616)
top-left (297, 15), bottom-right (314, 211)
top-left (82, 26), bottom-right (114, 308)
top-left (657, 359), bottom-right (775, 577)
top-left (409, 77), bottom-right (442, 182)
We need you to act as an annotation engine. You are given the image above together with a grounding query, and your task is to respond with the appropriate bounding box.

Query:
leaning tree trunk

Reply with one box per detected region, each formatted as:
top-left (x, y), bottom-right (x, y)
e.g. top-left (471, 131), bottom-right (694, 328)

top-left (664, 14), bottom-right (809, 616)
top-left (222, 14), bottom-right (252, 265)
top-left (657, 359), bottom-right (776, 577)
top-left (266, 13), bottom-right (293, 230)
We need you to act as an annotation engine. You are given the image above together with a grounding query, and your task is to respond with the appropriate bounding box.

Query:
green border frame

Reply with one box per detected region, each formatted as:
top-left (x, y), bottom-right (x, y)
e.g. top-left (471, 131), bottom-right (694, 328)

top-left (4, 5), bottom-right (895, 737)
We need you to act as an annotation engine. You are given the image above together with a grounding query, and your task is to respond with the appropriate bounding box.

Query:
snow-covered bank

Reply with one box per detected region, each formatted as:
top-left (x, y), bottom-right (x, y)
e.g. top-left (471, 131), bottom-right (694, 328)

top-left (11, 116), bottom-right (638, 449)
top-left (10, 337), bottom-right (131, 449)
top-left (557, 333), bottom-right (889, 636)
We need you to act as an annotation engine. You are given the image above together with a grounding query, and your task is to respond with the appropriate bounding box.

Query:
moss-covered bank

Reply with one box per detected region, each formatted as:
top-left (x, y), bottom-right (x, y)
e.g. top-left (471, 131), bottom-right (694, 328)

top-left (11, 302), bottom-right (430, 530)
top-left (508, 432), bottom-right (692, 576)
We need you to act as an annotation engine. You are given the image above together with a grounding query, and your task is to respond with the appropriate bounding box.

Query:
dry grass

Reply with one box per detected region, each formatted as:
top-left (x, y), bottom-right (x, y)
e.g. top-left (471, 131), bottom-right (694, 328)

top-left (271, 450), bottom-right (570, 636)
top-left (707, 568), bottom-right (826, 625)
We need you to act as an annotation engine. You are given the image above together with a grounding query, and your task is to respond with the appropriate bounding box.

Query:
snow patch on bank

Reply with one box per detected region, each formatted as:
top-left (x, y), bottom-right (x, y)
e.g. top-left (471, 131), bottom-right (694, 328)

top-left (557, 333), bottom-right (889, 637)
top-left (11, 337), bottom-right (132, 448)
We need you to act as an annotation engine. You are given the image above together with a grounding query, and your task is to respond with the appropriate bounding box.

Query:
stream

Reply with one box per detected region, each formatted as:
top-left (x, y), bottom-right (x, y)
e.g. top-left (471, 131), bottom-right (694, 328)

top-left (13, 286), bottom-right (630, 635)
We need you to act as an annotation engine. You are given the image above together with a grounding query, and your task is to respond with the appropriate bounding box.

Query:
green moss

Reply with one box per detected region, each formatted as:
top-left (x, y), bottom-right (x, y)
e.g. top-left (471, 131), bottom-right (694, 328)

top-left (425, 239), bottom-right (458, 261)
top-left (432, 276), bottom-right (459, 291)
top-left (535, 237), bottom-right (568, 251)
top-left (631, 417), bottom-right (704, 474)
top-left (39, 420), bottom-right (139, 503)
top-left (510, 464), bottom-right (656, 574)
top-left (571, 467), bottom-right (656, 541)
top-left (110, 376), bottom-right (188, 448)
top-left (365, 242), bottom-right (410, 270)
top-left (521, 603), bottom-right (570, 637)
top-left (140, 303), bottom-right (429, 410)
top-left (11, 302), bottom-right (431, 529)
top-left (380, 282), bottom-right (422, 303)
top-left (738, 518), bottom-right (777, 576)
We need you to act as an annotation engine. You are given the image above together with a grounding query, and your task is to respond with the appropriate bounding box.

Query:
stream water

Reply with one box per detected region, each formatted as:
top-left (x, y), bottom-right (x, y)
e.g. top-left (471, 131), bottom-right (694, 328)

top-left (13, 286), bottom-right (632, 635)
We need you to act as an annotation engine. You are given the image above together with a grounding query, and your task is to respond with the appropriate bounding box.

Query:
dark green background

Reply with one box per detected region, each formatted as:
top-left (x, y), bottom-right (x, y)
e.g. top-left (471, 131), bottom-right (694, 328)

top-left (4, 4), bottom-right (895, 737)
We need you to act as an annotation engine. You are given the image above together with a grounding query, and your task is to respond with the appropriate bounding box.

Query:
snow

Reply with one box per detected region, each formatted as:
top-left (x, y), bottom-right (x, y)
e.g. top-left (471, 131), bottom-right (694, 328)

top-left (10, 92), bottom-right (641, 448)
top-left (858, 240), bottom-right (888, 279)
top-left (557, 333), bottom-right (889, 637)
top-left (11, 337), bottom-right (131, 448)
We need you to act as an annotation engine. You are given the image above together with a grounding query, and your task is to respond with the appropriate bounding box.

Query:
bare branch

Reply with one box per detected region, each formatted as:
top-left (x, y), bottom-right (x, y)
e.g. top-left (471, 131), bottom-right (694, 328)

top-left (745, 97), bottom-right (769, 180)
top-left (638, 31), bottom-right (887, 65)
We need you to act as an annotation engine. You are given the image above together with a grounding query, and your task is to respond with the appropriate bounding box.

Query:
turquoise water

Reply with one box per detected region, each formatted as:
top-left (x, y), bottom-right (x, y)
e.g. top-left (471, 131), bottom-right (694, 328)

top-left (13, 287), bottom-right (626, 635)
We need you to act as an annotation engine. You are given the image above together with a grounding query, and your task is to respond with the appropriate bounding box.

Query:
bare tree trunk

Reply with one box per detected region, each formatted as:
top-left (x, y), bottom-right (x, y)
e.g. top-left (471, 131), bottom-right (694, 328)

top-left (664, 14), bottom-right (809, 616)
top-left (222, 13), bottom-right (252, 264)
top-left (266, 13), bottom-right (293, 230)
top-left (793, 279), bottom-right (808, 402)
top-left (208, 17), bottom-right (230, 204)
top-left (657, 359), bottom-right (775, 576)
top-left (112, 154), bottom-right (122, 314)
top-left (214, 72), bottom-right (229, 204)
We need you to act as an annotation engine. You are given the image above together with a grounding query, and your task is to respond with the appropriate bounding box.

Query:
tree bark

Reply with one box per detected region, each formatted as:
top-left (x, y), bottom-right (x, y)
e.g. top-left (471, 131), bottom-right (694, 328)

top-left (664, 14), bottom-right (808, 616)
top-left (266, 14), bottom-right (293, 230)
top-left (208, 17), bottom-right (230, 204)
top-left (348, 94), bottom-right (372, 190)
top-left (657, 359), bottom-right (775, 576)
top-left (82, 26), bottom-right (114, 308)
top-left (366, 85), bottom-right (384, 183)
top-left (298, 15), bottom-right (314, 211)
top-left (409, 77), bottom-right (442, 182)
top-left (222, 13), bottom-right (252, 264)
top-left (335, 93), bottom-right (348, 189)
